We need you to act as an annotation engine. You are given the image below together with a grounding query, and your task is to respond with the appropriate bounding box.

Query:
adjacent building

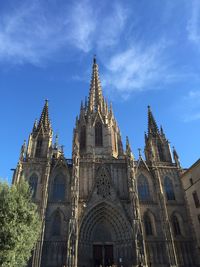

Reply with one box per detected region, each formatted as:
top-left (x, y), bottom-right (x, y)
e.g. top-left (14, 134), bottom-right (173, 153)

top-left (181, 159), bottom-right (200, 255)
top-left (13, 58), bottom-right (199, 267)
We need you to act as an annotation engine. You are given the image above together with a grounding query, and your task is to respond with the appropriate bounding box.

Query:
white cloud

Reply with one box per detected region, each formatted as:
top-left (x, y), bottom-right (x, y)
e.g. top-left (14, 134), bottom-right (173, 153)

top-left (187, 0), bottom-right (200, 45)
top-left (102, 42), bottom-right (168, 95)
top-left (180, 90), bottom-right (200, 122)
top-left (0, 1), bottom-right (129, 65)
top-left (97, 3), bottom-right (128, 49)
top-left (67, 1), bottom-right (96, 53)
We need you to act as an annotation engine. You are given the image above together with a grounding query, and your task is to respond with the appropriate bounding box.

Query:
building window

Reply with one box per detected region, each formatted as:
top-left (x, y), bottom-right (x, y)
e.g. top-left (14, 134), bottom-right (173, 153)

top-left (35, 139), bottom-right (43, 157)
top-left (144, 214), bottom-right (153, 235)
top-left (29, 174), bottom-right (38, 198)
top-left (138, 175), bottom-right (150, 201)
top-left (172, 215), bottom-right (181, 236)
top-left (164, 177), bottom-right (175, 201)
top-left (52, 175), bottom-right (65, 201)
top-left (193, 191), bottom-right (200, 208)
top-left (190, 178), bottom-right (193, 185)
top-left (80, 126), bottom-right (86, 150)
top-left (52, 213), bottom-right (61, 236)
top-left (95, 122), bottom-right (103, 146)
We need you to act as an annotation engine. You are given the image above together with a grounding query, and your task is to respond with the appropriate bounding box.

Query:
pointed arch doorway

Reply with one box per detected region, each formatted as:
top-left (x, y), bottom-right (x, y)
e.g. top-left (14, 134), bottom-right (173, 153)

top-left (92, 223), bottom-right (114, 267)
top-left (78, 202), bottom-right (135, 267)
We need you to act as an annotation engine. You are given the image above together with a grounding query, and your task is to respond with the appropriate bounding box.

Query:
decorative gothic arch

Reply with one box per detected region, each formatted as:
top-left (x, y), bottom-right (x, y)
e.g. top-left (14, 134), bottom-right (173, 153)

top-left (143, 210), bottom-right (157, 236)
top-left (78, 201), bottom-right (135, 267)
top-left (96, 166), bottom-right (111, 198)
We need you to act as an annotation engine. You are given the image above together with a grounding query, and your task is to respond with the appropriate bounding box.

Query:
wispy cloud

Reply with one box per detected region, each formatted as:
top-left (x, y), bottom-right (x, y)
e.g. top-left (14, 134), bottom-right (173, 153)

top-left (101, 41), bottom-right (170, 97)
top-left (187, 0), bottom-right (200, 46)
top-left (180, 90), bottom-right (200, 122)
top-left (0, 0), bottom-right (128, 65)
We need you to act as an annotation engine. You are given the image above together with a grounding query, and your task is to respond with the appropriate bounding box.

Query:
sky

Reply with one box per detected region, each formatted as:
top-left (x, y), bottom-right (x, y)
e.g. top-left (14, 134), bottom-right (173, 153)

top-left (0, 0), bottom-right (200, 182)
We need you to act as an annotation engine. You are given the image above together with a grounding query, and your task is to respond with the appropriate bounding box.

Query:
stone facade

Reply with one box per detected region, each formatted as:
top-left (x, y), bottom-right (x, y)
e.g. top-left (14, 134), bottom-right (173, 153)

top-left (13, 58), bottom-right (199, 267)
top-left (181, 159), bottom-right (200, 256)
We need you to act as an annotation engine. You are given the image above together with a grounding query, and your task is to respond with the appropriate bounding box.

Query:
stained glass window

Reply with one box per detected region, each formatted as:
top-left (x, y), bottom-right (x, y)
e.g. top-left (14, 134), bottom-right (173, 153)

top-left (52, 175), bottom-right (65, 201)
top-left (164, 177), bottom-right (175, 200)
top-left (138, 175), bottom-right (150, 201)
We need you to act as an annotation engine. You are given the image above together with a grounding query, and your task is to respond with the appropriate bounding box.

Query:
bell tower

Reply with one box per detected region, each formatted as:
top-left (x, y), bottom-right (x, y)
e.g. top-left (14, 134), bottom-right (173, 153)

top-left (144, 106), bottom-right (172, 163)
top-left (26, 100), bottom-right (52, 159)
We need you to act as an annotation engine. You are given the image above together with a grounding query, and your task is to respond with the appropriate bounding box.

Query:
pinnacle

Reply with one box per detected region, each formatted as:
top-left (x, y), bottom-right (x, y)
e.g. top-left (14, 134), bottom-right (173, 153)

top-left (147, 105), bottom-right (159, 137)
top-left (88, 57), bottom-right (103, 112)
top-left (37, 100), bottom-right (51, 132)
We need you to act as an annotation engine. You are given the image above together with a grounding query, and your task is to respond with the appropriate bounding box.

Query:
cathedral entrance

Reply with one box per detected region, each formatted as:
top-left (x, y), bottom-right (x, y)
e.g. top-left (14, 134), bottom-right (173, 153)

top-left (78, 202), bottom-right (135, 267)
top-left (93, 244), bottom-right (113, 267)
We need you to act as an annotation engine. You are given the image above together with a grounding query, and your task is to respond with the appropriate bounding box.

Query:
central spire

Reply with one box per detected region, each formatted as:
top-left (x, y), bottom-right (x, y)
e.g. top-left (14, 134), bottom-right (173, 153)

top-left (88, 56), bottom-right (103, 112)
top-left (147, 105), bottom-right (159, 137)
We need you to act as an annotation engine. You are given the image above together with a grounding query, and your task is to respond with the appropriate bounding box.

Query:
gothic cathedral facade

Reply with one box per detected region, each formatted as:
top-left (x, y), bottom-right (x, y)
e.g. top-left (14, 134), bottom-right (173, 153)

top-left (13, 58), bottom-right (199, 267)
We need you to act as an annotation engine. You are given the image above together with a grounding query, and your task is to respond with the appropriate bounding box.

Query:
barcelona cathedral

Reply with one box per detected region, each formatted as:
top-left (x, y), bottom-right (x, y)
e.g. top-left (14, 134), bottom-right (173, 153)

top-left (13, 58), bottom-right (200, 267)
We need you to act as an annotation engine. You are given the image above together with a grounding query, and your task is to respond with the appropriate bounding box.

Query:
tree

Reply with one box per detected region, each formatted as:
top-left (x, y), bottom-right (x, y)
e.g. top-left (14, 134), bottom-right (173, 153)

top-left (0, 179), bottom-right (41, 267)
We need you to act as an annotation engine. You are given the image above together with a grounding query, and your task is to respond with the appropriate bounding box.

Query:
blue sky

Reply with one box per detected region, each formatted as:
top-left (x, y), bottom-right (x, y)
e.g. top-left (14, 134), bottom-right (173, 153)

top-left (0, 0), bottom-right (200, 182)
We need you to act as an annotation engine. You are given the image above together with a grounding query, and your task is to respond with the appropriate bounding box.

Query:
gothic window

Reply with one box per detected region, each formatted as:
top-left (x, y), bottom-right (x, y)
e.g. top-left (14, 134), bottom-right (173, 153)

top-left (52, 212), bottom-right (61, 236)
top-left (172, 215), bottom-right (181, 236)
top-left (164, 177), bottom-right (175, 201)
top-left (52, 174), bottom-right (65, 201)
top-left (35, 139), bottom-right (43, 157)
top-left (95, 122), bottom-right (103, 146)
top-left (193, 191), bottom-right (200, 208)
top-left (144, 214), bottom-right (153, 236)
top-left (29, 174), bottom-right (38, 198)
top-left (96, 168), bottom-right (110, 198)
top-left (138, 175), bottom-right (150, 201)
top-left (80, 126), bottom-right (86, 150)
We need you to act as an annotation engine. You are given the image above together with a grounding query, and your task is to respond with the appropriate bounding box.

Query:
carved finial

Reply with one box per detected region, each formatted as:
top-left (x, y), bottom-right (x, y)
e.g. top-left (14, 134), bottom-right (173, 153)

top-left (54, 134), bottom-right (59, 149)
top-left (93, 54), bottom-right (96, 64)
top-left (20, 140), bottom-right (26, 161)
top-left (138, 148), bottom-right (142, 158)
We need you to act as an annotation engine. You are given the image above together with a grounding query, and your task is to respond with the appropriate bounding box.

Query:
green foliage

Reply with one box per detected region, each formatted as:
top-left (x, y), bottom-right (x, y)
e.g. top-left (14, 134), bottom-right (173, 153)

top-left (0, 179), bottom-right (41, 267)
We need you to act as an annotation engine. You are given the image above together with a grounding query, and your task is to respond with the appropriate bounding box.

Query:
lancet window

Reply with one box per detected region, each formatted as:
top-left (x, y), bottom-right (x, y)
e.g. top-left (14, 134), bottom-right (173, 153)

top-left (95, 122), bottom-right (103, 146)
top-left (52, 174), bottom-right (65, 201)
top-left (144, 214), bottom-right (153, 236)
top-left (138, 175), bottom-right (150, 201)
top-left (164, 176), bottom-right (175, 200)
top-left (52, 212), bottom-right (61, 236)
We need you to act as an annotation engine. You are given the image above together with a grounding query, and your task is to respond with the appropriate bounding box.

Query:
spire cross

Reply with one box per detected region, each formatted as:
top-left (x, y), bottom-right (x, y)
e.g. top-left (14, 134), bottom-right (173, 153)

top-left (138, 148), bottom-right (142, 157)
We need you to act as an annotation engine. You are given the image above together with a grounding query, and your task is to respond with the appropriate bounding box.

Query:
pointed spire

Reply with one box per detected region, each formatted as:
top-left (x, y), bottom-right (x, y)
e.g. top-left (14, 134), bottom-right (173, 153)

top-left (173, 146), bottom-right (181, 168)
top-left (88, 56), bottom-right (103, 112)
top-left (126, 136), bottom-right (133, 158)
top-left (37, 100), bottom-right (51, 132)
top-left (147, 105), bottom-right (159, 137)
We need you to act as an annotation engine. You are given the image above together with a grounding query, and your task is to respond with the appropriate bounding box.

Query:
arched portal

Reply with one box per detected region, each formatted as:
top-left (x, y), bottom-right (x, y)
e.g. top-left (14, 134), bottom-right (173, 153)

top-left (78, 202), bottom-right (135, 267)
